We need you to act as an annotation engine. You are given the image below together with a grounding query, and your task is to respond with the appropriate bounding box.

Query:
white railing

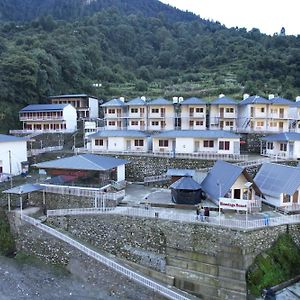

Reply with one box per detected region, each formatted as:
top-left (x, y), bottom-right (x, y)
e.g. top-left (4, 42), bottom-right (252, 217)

top-left (280, 203), bottom-right (300, 213)
top-left (10, 129), bottom-right (76, 134)
top-left (144, 174), bottom-right (170, 184)
top-left (40, 183), bottom-right (125, 200)
top-left (47, 207), bottom-right (116, 217)
top-left (28, 145), bottom-right (63, 157)
top-left (20, 214), bottom-right (191, 300)
top-left (20, 116), bottom-right (64, 121)
top-left (100, 207), bottom-right (300, 230)
top-left (75, 148), bottom-right (247, 162)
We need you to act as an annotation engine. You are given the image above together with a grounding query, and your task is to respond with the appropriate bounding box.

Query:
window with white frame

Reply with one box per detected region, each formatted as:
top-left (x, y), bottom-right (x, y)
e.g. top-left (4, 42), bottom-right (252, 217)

top-left (226, 107), bottom-right (234, 113)
top-left (151, 108), bottom-right (159, 114)
top-left (260, 107), bottom-right (265, 113)
top-left (267, 142), bottom-right (273, 150)
top-left (195, 107), bottom-right (204, 113)
top-left (108, 121), bottom-right (116, 126)
top-left (108, 109), bottom-right (115, 114)
top-left (134, 140), bottom-right (144, 147)
top-left (203, 140), bottom-right (214, 148)
top-left (195, 120), bottom-right (203, 126)
top-left (225, 121), bottom-right (234, 126)
top-left (95, 139), bottom-right (104, 146)
top-left (159, 140), bottom-right (169, 147)
top-left (219, 141), bottom-right (230, 150)
top-left (270, 122), bottom-right (277, 127)
top-left (257, 121), bottom-right (264, 127)
top-left (131, 108), bottom-right (138, 113)
top-left (280, 143), bottom-right (287, 151)
top-left (131, 121), bottom-right (138, 126)
top-left (152, 121), bottom-right (159, 126)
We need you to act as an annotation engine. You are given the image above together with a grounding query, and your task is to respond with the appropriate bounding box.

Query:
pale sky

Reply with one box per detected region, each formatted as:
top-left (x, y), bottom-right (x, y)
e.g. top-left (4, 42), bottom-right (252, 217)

top-left (160, 0), bottom-right (299, 35)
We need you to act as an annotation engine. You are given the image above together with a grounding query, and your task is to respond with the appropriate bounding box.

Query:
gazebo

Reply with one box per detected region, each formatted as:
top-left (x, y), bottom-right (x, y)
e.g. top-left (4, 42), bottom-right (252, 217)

top-left (3, 183), bottom-right (46, 215)
top-left (170, 176), bottom-right (203, 205)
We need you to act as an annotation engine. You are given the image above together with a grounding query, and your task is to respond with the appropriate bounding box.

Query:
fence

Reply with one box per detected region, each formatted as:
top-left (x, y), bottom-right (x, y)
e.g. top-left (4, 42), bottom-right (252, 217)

top-left (20, 214), bottom-right (192, 300)
top-left (45, 206), bottom-right (300, 230)
top-left (28, 145), bottom-right (63, 157)
top-left (40, 183), bottom-right (125, 200)
top-left (10, 129), bottom-right (76, 134)
top-left (47, 207), bottom-right (116, 217)
top-left (75, 148), bottom-right (248, 162)
top-left (144, 174), bottom-right (170, 184)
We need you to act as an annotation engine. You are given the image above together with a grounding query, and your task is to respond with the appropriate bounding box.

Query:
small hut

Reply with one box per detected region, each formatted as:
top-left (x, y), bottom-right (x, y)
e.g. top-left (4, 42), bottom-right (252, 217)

top-left (170, 176), bottom-right (202, 205)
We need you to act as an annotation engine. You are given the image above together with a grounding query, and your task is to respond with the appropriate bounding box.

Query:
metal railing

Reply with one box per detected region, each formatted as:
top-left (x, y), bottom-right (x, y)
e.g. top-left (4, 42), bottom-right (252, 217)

top-left (144, 174), bottom-right (170, 184)
top-left (47, 207), bottom-right (116, 217)
top-left (10, 129), bottom-right (76, 134)
top-left (20, 214), bottom-right (191, 300)
top-left (28, 145), bottom-right (63, 157)
top-left (40, 183), bottom-right (125, 200)
top-left (45, 207), bottom-right (300, 230)
top-left (75, 148), bottom-right (248, 161)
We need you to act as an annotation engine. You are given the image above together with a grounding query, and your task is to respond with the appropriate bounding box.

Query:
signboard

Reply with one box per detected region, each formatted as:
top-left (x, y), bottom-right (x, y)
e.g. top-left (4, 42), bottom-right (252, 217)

top-left (219, 197), bottom-right (248, 211)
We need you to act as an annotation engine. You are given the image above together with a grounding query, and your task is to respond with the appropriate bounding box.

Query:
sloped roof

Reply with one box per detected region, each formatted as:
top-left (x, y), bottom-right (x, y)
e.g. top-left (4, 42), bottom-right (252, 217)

top-left (180, 97), bottom-right (206, 105)
top-left (33, 154), bottom-right (128, 171)
top-left (166, 169), bottom-right (196, 177)
top-left (3, 184), bottom-right (45, 195)
top-left (20, 104), bottom-right (69, 112)
top-left (262, 132), bottom-right (300, 142)
top-left (201, 160), bottom-right (244, 202)
top-left (101, 99), bottom-right (125, 107)
top-left (210, 96), bottom-right (237, 105)
top-left (270, 97), bottom-right (293, 105)
top-left (239, 95), bottom-right (270, 105)
top-left (254, 163), bottom-right (300, 197)
top-left (153, 130), bottom-right (239, 139)
top-left (88, 130), bottom-right (148, 138)
top-left (125, 98), bottom-right (146, 106)
top-left (148, 98), bottom-right (172, 106)
top-left (170, 176), bottom-right (202, 190)
top-left (0, 134), bottom-right (27, 143)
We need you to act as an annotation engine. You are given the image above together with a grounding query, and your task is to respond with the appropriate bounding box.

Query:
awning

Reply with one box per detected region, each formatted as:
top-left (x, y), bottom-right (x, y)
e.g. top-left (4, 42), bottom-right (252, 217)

top-left (2, 184), bottom-right (45, 195)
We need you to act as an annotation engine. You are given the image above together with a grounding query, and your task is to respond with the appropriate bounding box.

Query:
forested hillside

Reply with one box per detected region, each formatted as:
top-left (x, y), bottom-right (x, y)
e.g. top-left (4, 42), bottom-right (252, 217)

top-left (0, 0), bottom-right (299, 132)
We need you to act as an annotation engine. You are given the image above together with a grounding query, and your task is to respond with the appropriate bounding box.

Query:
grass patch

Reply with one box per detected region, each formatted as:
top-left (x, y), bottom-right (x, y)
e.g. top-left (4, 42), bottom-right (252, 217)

top-left (247, 234), bottom-right (300, 296)
top-left (0, 208), bottom-right (16, 257)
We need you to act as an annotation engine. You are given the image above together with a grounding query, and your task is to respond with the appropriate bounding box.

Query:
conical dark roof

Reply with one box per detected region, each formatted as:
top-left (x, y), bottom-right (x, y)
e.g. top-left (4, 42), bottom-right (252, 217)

top-left (170, 176), bottom-right (201, 190)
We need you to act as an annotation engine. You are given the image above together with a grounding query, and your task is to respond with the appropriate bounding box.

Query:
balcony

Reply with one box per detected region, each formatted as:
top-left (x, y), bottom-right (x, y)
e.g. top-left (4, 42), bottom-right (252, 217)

top-left (20, 115), bottom-right (64, 121)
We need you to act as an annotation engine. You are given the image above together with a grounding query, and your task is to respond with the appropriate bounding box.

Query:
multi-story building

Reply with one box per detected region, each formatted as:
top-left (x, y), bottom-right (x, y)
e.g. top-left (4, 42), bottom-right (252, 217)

top-left (126, 98), bottom-right (147, 131)
top-left (101, 98), bottom-right (127, 130)
top-left (147, 98), bottom-right (175, 131)
top-left (238, 95), bottom-right (271, 132)
top-left (209, 96), bottom-right (238, 131)
top-left (267, 96), bottom-right (293, 133)
top-left (19, 104), bottom-right (77, 133)
top-left (49, 94), bottom-right (99, 119)
top-left (152, 130), bottom-right (240, 155)
top-left (289, 98), bottom-right (300, 132)
top-left (180, 97), bottom-right (207, 130)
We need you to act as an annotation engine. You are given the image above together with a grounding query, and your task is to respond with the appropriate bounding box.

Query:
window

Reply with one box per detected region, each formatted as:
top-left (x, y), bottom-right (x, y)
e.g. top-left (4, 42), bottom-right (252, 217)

top-left (283, 194), bottom-right (291, 203)
top-left (95, 139), bottom-right (104, 146)
top-left (108, 121), bottom-right (116, 126)
top-left (271, 108), bottom-right (277, 114)
top-left (226, 107), bottom-right (234, 113)
top-left (261, 107), bottom-right (265, 113)
top-left (131, 108), bottom-right (138, 113)
top-left (195, 107), bottom-right (204, 113)
top-left (267, 142), bottom-right (273, 150)
top-left (151, 121), bottom-right (159, 126)
top-left (280, 143), bottom-right (287, 151)
top-left (134, 140), bottom-right (144, 147)
top-left (203, 140), bottom-right (214, 148)
top-left (257, 121), bottom-right (264, 127)
top-left (108, 109), bottom-right (115, 114)
top-left (225, 121), bottom-right (234, 126)
top-left (151, 108), bottom-right (159, 114)
top-left (131, 121), bottom-right (138, 126)
top-left (270, 122), bottom-right (277, 127)
top-left (195, 120), bottom-right (203, 126)
top-left (189, 121), bottom-right (194, 126)
top-left (219, 141), bottom-right (230, 150)
top-left (159, 140), bottom-right (169, 147)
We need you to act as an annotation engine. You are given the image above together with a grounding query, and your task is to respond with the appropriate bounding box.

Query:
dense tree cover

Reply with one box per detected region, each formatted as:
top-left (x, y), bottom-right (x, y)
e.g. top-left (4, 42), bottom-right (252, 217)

top-left (0, 0), bottom-right (299, 132)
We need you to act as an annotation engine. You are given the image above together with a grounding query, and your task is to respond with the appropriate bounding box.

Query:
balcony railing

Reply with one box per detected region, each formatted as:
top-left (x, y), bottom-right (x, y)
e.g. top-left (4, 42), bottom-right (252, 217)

top-left (20, 116), bottom-right (64, 121)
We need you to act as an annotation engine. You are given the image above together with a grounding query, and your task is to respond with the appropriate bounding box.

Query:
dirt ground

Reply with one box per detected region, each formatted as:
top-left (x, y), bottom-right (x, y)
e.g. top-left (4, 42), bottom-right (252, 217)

top-left (0, 255), bottom-right (166, 300)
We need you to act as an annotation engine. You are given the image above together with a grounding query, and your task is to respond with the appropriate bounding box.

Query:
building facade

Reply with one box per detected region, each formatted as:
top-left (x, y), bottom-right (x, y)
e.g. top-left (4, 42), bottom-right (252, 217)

top-left (19, 104), bottom-right (77, 133)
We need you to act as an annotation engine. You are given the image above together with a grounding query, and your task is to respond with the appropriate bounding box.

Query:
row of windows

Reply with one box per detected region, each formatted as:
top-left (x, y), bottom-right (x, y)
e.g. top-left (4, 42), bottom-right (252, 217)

top-left (95, 139), bottom-right (144, 147)
top-left (267, 142), bottom-right (287, 151)
top-left (158, 140), bottom-right (230, 150)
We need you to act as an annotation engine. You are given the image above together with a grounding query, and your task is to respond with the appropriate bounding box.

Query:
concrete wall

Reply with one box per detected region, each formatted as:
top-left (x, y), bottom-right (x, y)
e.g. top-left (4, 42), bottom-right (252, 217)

top-left (63, 104), bottom-right (77, 131)
top-left (9, 211), bottom-right (300, 300)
